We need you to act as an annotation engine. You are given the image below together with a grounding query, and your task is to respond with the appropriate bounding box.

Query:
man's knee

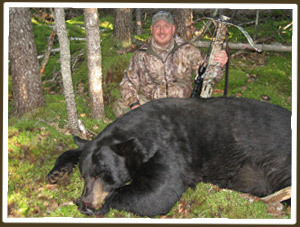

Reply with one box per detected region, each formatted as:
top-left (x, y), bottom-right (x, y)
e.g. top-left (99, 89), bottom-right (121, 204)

top-left (112, 99), bottom-right (131, 118)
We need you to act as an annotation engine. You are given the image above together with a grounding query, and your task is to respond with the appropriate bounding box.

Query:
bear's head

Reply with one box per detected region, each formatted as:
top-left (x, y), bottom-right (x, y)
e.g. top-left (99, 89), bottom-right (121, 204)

top-left (76, 135), bottom-right (145, 211)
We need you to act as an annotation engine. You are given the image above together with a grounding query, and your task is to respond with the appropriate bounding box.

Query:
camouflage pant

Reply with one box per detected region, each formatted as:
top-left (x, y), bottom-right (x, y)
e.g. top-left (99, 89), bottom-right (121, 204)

top-left (112, 95), bottom-right (150, 118)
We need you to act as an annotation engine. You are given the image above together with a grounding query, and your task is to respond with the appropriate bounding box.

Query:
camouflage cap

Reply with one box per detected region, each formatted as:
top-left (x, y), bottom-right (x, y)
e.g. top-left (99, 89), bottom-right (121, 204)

top-left (152, 11), bottom-right (174, 25)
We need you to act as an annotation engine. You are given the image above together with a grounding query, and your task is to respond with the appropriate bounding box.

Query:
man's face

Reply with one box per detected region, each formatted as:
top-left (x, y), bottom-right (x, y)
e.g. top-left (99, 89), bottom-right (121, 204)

top-left (151, 19), bottom-right (176, 47)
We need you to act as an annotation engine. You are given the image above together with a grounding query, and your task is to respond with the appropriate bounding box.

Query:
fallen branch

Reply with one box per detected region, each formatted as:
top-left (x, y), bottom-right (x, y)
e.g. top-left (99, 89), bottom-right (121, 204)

top-left (71, 49), bottom-right (84, 71)
top-left (40, 28), bottom-right (56, 74)
top-left (239, 186), bottom-right (291, 217)
top-left (37, 37), bottom-right (85, 60)
top-left (70, 37), bottom-right (86, 41)
top-left (192, 40), bottom-right (292, 52)
top-left (38, 48), bottom-right (60, 59)
top-left (260, 186), bottom-right (291, 204)
top-left (43, 70), bottom-right (60, 84)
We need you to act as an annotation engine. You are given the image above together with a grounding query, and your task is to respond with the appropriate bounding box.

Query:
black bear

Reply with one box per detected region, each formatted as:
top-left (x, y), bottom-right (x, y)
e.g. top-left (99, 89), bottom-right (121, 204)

top-left (47, 97), bottom-right (291, 217)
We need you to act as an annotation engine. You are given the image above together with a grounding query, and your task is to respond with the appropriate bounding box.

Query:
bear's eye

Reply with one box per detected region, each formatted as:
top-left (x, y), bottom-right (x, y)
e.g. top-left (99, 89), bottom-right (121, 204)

top-left (92, 169), bottom-right (104, 178)
top-left (102, 173), bottom-right (115, 185)
top-left (94, 170), bottom-right (115, 185)
top-left (94, 168), bottom-right (107, 178)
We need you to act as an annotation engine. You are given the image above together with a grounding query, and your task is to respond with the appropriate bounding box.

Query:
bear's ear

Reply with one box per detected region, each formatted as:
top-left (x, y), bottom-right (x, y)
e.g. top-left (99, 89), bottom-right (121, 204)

top-left (111, 138), bottom-right (136, 157)
top-left (74, 136), bottom-right (88, 149)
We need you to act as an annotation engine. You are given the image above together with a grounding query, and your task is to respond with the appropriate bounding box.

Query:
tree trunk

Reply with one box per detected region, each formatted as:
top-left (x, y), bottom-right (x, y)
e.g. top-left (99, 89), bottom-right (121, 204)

top-left (136, 8), bottom-right (142, 35)
top-left (9, 8), bottom-right (45, 116)
top-left (174, 9), bottom-right (193, 40)
top-left (113, 8), bottom-right (132, 48)
top-left (84, 8), bottom-right (105, 119)
top-left (54, 8), bottom-right (80, 135)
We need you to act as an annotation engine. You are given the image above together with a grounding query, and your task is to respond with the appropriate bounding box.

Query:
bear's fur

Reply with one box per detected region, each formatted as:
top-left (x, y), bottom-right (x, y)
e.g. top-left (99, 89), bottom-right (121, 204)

top-left (47, 97), bottom-right (291, 217)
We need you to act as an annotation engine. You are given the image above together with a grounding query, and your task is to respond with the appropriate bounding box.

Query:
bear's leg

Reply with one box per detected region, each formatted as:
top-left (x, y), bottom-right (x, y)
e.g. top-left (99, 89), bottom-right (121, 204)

top-left (228, 163), bottom-right (272, 197)
top-left (47, 149), bottom-right (82, 184)
top-left (92, 179), bottom-right (185, 217)
top-left (47, 136), bottom-right (87, 184)
top-left (229, 158), bottom-right (291, 197)
top-left (93, 152), bottom-right (188, 217)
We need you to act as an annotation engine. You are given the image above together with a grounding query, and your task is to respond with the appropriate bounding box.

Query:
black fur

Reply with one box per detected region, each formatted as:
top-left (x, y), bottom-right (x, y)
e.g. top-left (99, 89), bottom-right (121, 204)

top-left (47, 97), bottom-right (291, 217)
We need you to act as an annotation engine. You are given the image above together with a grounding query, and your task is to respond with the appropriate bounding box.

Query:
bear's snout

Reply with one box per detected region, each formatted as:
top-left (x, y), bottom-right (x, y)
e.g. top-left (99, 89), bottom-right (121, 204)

top-left (80, 177), bottom-right (109, 210)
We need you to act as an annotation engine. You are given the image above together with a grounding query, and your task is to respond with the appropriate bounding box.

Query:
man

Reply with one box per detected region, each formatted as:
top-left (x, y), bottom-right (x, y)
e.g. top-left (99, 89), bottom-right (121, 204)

top-left (113, 11), bottom-right (228, 117)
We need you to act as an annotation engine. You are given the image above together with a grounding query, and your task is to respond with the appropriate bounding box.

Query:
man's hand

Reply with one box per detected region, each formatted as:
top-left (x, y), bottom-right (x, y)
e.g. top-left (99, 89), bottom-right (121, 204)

top-left (214, 50), bottom-right (228, 68)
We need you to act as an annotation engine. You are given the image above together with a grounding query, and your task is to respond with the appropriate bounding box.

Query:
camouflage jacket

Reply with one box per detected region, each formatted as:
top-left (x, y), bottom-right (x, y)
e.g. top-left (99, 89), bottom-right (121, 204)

top-left (120, 36), bottom-right (223, 107)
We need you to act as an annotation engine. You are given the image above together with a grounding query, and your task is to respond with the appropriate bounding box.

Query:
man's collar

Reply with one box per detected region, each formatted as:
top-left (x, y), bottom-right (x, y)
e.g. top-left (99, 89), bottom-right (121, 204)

top-left (151, 38), bottom-right (175, 53)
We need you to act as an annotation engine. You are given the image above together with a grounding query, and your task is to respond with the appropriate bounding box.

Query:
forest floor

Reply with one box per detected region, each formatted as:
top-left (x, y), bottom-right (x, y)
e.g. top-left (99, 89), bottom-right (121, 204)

top-left (5, 11), bottom-right (294, 222)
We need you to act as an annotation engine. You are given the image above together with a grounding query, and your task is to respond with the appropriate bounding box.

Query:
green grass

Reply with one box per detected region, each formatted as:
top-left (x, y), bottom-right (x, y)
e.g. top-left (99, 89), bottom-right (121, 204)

top-left (168, 183), bottom-right (274, 219)
top-left (7, 12), bottom-right (292, 219)
top-left (213, 51), bottom-right (292, 111)
top-left (7, 93), bottom-right (107, 218)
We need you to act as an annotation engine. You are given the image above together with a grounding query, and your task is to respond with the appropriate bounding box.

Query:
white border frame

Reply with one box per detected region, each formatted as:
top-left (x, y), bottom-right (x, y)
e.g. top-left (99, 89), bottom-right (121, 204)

top-left (3, 2), bottom-right (298, 224)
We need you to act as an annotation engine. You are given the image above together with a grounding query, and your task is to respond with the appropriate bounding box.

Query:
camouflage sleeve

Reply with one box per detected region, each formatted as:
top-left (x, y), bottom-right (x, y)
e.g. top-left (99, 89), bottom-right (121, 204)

top-left (120, 52), bottom-right (142, 107)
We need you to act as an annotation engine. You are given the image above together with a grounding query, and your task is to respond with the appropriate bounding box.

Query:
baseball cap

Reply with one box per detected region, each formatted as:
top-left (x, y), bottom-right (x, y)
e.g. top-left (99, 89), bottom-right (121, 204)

top-left (152, 11), bottom-right (174, 25)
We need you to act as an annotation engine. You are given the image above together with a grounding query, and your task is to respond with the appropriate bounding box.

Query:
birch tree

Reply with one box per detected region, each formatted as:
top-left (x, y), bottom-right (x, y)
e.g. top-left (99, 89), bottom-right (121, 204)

top-left (84, 8), bottom-right (105, 119)
top-left (54, 8), bottom-right (80, 135)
